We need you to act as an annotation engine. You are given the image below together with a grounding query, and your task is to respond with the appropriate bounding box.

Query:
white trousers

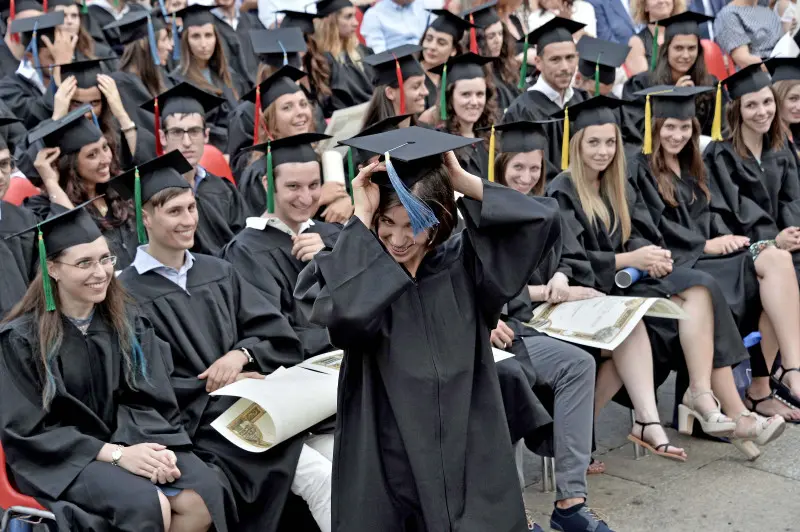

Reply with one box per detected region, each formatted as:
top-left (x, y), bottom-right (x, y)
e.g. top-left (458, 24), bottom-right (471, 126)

top-left (291, 434), bottom-right (333, 532)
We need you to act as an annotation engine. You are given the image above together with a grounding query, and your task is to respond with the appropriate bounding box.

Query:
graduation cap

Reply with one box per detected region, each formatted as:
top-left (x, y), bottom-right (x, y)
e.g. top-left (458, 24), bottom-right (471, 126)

top-left (314, 0), bottom-right (351, 18)
top-left (428, 52), bottom-right (492, 120)
top-left (0, 115), bottom-right (21, 150)
top-left (647, 11), bottom-right (714, 71)
top-left (238, 133), bottom-right (330, 214)
top-left (278, 10), bottom-right (317, 35)
top-left (250, 27), bottom-right (307, 69)
top-left (171, 3), bottom-right (216, 28)
top-left (42, 57), bottom-right (115, 89)
top-left (427, 8), bottom-right (475, 42)
top-left (460, 1), bottom-right (499, 54)
top-left (550, 95), bottom-right (623, 169)
top-left (3, 0), bottom-right (43, 43)
top-left (46, 0), bottom-right (83, 8)
top-left (241, 65), bottom-right (306, 146)
top-left (722, 62), bottom-right (772, 101)
top-left (104, 150), bottom-right (192, 243)
top-left (362, 45), bottom-right (425, 113)
top-left (475, 120), bottom-right (558, 182)
top-left (519, 17), bottom-right (584, 89)
top-left (765, 57), bottom-right (800, 83)
top-left (103, 11), bottom-right (167, 65)
top-left (5, 200), bottom-right (102, 311)
top-left (10, 11), bottom-right (63, 71)
top-left (28, 103), bottom-right (103, 154)
top-left (339, 126), bottom-right (477, 235)
top-left (346, 113), bottom-right (413, 180)
top-left (634, 85), bottom-right (715, 154)
top-left (577, 37), bottom-right (629, 92)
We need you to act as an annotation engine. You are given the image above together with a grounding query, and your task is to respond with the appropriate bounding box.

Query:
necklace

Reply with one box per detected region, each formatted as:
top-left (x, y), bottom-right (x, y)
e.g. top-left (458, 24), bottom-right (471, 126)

top-left (97, 201), bottom-right (108, 217)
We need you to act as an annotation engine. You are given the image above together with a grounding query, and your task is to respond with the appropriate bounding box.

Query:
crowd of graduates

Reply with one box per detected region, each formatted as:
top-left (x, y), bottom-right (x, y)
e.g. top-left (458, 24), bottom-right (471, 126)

top-left (2, 0), bottom-right (800, 531)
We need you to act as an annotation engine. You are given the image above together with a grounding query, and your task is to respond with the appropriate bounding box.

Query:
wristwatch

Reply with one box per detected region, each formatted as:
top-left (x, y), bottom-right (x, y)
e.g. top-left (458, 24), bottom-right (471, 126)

top-left (239, 347), bottom-right (254, 365)
top-left (111, 445), bottom-right (124, 467)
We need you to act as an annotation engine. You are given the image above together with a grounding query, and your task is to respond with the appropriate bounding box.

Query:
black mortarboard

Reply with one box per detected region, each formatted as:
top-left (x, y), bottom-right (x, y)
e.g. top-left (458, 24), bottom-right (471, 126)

top-left (362, 44), bottom-right (425, 87)
top-left (103, 10), bottom-right (165, 46)
top-left (551, 96), bottom-right (623, 168)
top-left (658, 10), bottom-right (714, 40)
top-left (428, 51), bottom-right (492, 83)
top-left (479, 120), bottom-right (554, 154)
top-left (10, 11), bottom-right (63, 47)
top-left (3, 0), bottom-right (43, 15)
top-left (241, 65), bottom-right (305, 110)
top-left (428, 8), bottom-right (474, 41)
top-left (105, 150), bottom-right (192, 243)
top-left (522, 16), bottom-right (584, 54)
top-left (28, 103), bottom-right (103, 154)
top-left (140, 81), bottom-right (224, 119)
top-left (250, 27), bottom-right (306, 68)
top-left (634, 85), bottom-right (713, 120)
top-left (238, 133), bottom-right (330, 214)
top-left (278, 10), bottom-right (317, 35)
top-left (339, 126), bottom-right (477, 235)
top-left (348, 113), bottom-right (413, 168)
top-left (765, 57), bottom-right (800, 83)
top-left (577, 37), bottom-right (629, 86)
top-left (315, 0), bottom-right (351, 18)
top-left (47, 0), bottom-right (81, 8)
top-left (723, 62), bottom-right (772, 100)
top-left (461, 1), bottom-right (499, 28)
top-left (172, 3), bottom-right (215, 28)
top-left (45, 57), bottom-right (115, 89)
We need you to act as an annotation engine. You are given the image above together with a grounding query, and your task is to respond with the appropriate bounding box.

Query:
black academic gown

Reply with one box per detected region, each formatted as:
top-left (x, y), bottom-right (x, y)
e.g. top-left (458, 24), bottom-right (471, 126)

top-left (0, 42), bottom-right (19, 78)
top-left (318, 46), bottom-right (374, 118)
top-left (491, 64), bottom-right (521, 114)
top-left (221, 220), bottom-right (340, 357)
top-left (302, 182), bottom-right (559, 532)
top-left (0, 201), bottom-right (36, 318)
top-left (212, 17), bottom-right (258, 88)
top-left (423, 73), bottom-right (438, 109)
top-left (118, 254), bottom-right (311, 532)
top-left (447, 133), bottom-right (490, 181)
top-left (0, 73), bottom-right (51, 131)
top-left (502, 87), bottom-right (589, 181)
top-left (111, 70), bottom-right (176, 159)
top-left (24, 194), bottom-right (139, 269)
top-left (87, 3), bottom-right (148, 54)
top-left (704, 139), bottom-right (800, 282)
top-left (192, 170), bottom-right (246, 256)
top-left (547, 172), bottom-right (748, 380)
top-left (236, 156), bottom-right (269, 217)
top-left (0, 312), bottom-right (233, 532)
top-left (235, 12), bottom-right (266, 82)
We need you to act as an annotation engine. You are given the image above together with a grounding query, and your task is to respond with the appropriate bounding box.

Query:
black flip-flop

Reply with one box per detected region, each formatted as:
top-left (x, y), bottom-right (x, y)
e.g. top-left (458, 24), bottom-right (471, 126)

top-left (745, 391), bottom-right (800, 425)
top-left (771, 366), bottom-right (800, 410)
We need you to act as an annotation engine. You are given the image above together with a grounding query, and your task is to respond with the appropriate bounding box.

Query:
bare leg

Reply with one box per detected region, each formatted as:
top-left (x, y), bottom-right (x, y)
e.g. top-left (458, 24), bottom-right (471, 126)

top-left (167, 490), bottom-right (212, 532)
top-left (672, 287), bottom-right (717, 414)
top-left (594, 359), bottom-right (622, 418)
top-left (747, 313), bottom-right (800, 420)
top-left (158, 491), bottom-right (172, 532)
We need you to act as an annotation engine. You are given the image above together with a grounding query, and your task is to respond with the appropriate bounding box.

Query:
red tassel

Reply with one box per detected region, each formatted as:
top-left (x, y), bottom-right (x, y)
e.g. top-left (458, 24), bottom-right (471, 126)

top-left (253, 85), bottom-right (261, 146)
top-left (469, 14), bottom-right (478, 54)
top-left (10, 0), bottom-right (18, 44)
top-left (154, 98), bottom-right (163, 156)
top-left (42, 0), bottom-right (47, 11)
top-left (394, 56), bottom-right (405, 114)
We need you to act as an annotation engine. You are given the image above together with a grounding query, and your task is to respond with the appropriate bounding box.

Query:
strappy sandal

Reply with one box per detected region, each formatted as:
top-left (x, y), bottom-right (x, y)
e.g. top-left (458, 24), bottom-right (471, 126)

top-left (678, 390), bottom-right (736, 436)
top-left (771, 366), bottom-right (800, 409)
top-left (744, 391), bottom-right (800, 425)
top-left (587, 457), bottom-right (605, 475)
top-left (627, 420), bottom-right (687, 462)
top-left (730, 411), bottom-right (785, 461)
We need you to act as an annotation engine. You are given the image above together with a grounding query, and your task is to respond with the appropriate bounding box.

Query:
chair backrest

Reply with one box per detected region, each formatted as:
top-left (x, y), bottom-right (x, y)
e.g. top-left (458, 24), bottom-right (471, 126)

top-left (355, 5), bottom-right (365, 45)
top-left (199, 144), bottom-right (235, 184)
top-left (3, 177), bottom-right (40, 206)
top-left (701, 39), bottom-right (733, 80)
top-left (0, 442), bottom-right (45, 511)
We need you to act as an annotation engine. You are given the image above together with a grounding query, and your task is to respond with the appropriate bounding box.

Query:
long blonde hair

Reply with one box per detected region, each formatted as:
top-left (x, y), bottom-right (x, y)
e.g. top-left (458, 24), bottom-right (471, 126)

top-left (568, 126), bottom-right (631, 243)
top-left (313, 11), bottom-right (363, 66)
top-left (631, 0), bottom-right (686, 24)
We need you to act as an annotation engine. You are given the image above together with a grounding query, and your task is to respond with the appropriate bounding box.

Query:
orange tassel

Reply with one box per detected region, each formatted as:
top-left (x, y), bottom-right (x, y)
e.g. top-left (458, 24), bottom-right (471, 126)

top-left (394, 55), bottom-right (405, 114)
top-left (154, 98), bottom-right (163, 156)
top-left (253, 85), bottom-right (261, 146)
top-left (469, 14), bottom-right (478, 54)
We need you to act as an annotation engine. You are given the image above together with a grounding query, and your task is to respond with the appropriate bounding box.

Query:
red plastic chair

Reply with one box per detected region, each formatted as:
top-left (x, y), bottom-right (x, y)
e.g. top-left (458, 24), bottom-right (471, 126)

top-left (0, 442), bottom-right (45, 512)
top-left (702, 39), bottom-right (736, 81)
top-left (355, 5), bottom-right (366, 45)
top-left (199, 144), bottom-right (235, 184)
top-left (3, 177), bottom-right (40, 207)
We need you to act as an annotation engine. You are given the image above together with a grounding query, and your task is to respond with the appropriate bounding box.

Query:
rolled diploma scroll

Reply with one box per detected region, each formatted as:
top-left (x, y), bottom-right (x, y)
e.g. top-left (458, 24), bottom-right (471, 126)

top-left (321, 150), bottom-right (346, 184)
top-left (615, 267), bottom-right (647, 289)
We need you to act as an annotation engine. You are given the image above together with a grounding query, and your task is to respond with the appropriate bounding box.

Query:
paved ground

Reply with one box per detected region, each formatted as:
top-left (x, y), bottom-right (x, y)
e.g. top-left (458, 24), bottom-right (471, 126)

top-left (520, 375), bottom-right (800, 531)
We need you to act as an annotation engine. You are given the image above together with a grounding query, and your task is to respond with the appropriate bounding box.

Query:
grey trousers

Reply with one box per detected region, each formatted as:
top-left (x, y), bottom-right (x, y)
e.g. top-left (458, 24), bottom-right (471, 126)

top-left (518, 336), bottom-right (595, 501)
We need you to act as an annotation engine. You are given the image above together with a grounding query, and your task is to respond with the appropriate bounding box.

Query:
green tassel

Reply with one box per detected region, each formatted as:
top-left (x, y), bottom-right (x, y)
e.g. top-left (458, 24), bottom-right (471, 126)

top-left (594, 52), bottom-right (602, 96)
top-left (266, 142), bottom-right (274, 214)
top-left (38, 227), bottom-right (55, 312)
top-left (134, 168), bottom-right (148, 244)
top-left (650, 25), bottom-right (659, 72)
top-left (518, 39), bottom-right (529, 90)
top-left (81, 1), bottom-right (88, 13)
top-left (439, 64), bottom-right (447, 121)
top-left (347, 147), bottom-right (355, 205)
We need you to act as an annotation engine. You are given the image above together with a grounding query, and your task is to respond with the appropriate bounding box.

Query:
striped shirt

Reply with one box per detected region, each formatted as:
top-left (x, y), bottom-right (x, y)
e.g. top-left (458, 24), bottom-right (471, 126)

top-left (714, 4), bottom-right (783, 58)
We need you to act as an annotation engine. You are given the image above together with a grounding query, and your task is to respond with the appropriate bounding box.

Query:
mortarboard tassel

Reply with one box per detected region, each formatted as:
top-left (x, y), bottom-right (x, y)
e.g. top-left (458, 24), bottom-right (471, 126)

top-left (266, 141), bottom-right (275, 214)
top-left (81, 0), bottom-right (88, 14)
top-left (38, 227), bottom-right (56, 312)
top-left (9, 0), bottom-right (19, 44)
top-left (42, 0), bottom-right (47, 12)
top-left (594, 52), bottom-right (603, 96)
top-left (649, 24), bottom-right (659, 72)
top-left (643, 94), bottom-right (653, 155)
top-left (439, 64), bottom-right (447, 121)
top-left (91, 109), bottom-right (100, 129)
top-left (561, 107), bottom-right (570, 170)
top-left (171, 17), bottom-right (180, 61)
top-left (385, 152), bottom-right (438, 236)
top-left (347, 147), bottom-right (355, 204)
top-left (113, 0), bottom-right (119, 8)
top-left (469, 14), bottom-right (478, 54)
top-left (154, 97), bottom-right (163, 156)
top-left (253, 85), bottom-right (261, 146)
top-left (29, 22), bottom-right (43, 83)
top-left (134, 168), bottom-right (148, 244)
top-left (147, 15), bottom-right (161, 66)
top-left (157, 0), bottom-right (167, 17)
top-left (488, 125), bottom-right (495, 182)
top-left (711, 81), bottom-right (723, 142)
top-left (518, 39), bottom-right (529, 90)
top-left (278, 39), bottom-right (288, 66)
top-left (394, 54), bottom-right (406, 115)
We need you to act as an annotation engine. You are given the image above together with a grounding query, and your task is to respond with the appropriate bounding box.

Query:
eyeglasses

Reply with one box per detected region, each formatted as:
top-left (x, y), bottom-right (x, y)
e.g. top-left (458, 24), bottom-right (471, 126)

top-left (165, 127), bottom-right (205, 142)
top-left (53, 255), bottom-right (118, 270)
top-left (0, 157), bottom-right (16, 174)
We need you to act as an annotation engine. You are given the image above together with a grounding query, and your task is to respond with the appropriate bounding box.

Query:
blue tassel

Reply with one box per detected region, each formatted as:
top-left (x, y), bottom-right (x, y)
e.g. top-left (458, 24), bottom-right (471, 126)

top-left (385, 153), bottom-right (438, 236)
top-left (147, 15), bottom-right (161, 66)
top-left (157, 0), bottom-right (167, 17)
top-left (91, 110), bottom-right (100, 129)
top-left (131, 335), bottom-right (150, 384)
top-left (278, 39), bottom-right (288, 66)
top-left (30, 22), bottom-right (44, 84)
top-left (171, 17), bottom-right (180, 61)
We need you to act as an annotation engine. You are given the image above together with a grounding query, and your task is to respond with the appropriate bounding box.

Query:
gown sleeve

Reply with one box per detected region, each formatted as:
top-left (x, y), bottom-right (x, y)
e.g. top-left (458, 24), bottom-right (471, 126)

top-left (306, 217), bottom-right (415, 348)
top-left (776, 146), bottom-right (800, 229)
top-left (0, 326), bottom-right (105, 500)
top-left (457, 181), bottom-right (559, 321)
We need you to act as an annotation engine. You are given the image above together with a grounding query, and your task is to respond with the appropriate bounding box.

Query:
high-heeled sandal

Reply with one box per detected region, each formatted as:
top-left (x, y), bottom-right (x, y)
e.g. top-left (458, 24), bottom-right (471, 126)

top-left (678, 390), bottom-right (736, 436)
top-left (744, 391), bottom-right (800, 425)
top-left (627, 420), bottom-right (687, 462)
top-left (771, 366), bottom-right (800, 409)
top-left (733, 411), bottom-right (786, 447)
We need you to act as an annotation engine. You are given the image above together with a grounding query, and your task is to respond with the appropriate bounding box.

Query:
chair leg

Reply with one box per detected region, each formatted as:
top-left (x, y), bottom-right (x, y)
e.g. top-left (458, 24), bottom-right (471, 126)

top-left (541, 456), bottom-right (556, 493)
top-left (630, 409), bottom-right (647, 460)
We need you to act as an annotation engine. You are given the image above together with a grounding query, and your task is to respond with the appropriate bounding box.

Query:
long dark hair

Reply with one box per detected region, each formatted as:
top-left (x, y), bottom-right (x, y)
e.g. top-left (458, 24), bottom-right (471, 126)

top-left (648, 117), bottom-right (710, 207)
top-left (373, 164), bottom-right (457, 248)
top-left (444, 74), bottom-right (499, 145)
top-left (2, 266), bottom-right (145, 409)
top-left (475, 21), bottom-right (520, 88)
top-left (361, 87), bottom-right (397, 130)
top-left (495, 151), bottom-right (547, 196)
top-left (304, 34), bottom-right (332, 99)
top-left (728, 87), bottom-right (785, 158)
top-left (119, 37), bottom-right (168, 97)
top-left (652, 33), bottom-right (714, 87)
top-left (178, 25), bottom-right (238, 98)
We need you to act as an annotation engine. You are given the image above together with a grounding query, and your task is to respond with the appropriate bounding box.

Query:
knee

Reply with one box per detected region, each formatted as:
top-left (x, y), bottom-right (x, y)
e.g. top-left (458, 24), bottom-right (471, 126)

top-left (172, 490), bottom-right (212, 530)
top-left (568, 348), bottom-right (596, 379)
top-left (758, 246), bottom-right (793, 271)
top-left (158, 491), bottom-right (172, 532)
top-left (680, 285), bottom-right (710, 304)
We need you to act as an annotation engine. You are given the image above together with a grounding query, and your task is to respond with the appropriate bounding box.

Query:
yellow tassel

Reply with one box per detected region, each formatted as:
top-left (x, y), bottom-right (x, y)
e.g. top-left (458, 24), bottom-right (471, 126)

top-left (488, 125), bottom-right (495, 182)
top-left (643, 94), bottom-right (653, 155)
top-left (711, 81), bottom-right (723, 142)
top-left (561, 107), bottom-right (570, 170)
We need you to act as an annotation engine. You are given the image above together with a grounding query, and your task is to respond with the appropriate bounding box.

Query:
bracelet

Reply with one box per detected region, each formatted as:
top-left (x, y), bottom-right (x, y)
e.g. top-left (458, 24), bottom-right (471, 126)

top-left (121, 123), bottom-right (137, 132)
top-left (239, 347), bottom-right (254, 365)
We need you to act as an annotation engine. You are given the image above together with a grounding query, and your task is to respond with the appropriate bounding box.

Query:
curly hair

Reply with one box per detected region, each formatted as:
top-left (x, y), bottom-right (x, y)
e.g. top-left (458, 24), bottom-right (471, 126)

top-left (443, 73), bottom-right (499, 146)
top-left (304, 34), bottom-right (333, 99)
